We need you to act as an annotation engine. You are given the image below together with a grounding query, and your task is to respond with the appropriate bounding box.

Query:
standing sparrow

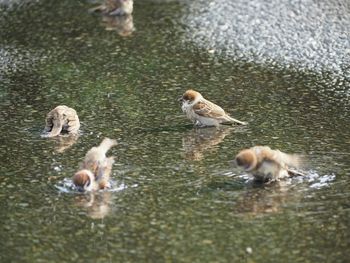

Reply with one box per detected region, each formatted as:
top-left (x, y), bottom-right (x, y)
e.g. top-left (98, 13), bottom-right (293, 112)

top-left (43, 105), bottom-right (80, 137)
top-left (73, 138), bottom-right (117, 192)
top-left (234, 146), bottom-right (303, 182)
top-left (179, 89), bottom-right (247, 127)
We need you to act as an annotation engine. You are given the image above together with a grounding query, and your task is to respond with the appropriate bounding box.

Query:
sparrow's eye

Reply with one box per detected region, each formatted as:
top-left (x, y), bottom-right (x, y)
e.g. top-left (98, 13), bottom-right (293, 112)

top-left (183, 93), bottom-right (195, 101)
top-left (183, 95), bottom-right (189, 101)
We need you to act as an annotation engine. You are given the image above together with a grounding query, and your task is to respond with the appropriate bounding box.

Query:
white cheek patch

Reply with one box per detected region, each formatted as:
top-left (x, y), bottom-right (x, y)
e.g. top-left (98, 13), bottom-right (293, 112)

top-left (83, 172), bottom-right (95, 191)
top-left (181, 101), bottom-right (191, 111)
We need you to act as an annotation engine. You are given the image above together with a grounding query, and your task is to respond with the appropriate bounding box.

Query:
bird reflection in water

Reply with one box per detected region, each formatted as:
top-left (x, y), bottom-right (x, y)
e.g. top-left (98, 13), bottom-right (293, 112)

top-left (101, 14), bottom-right (135, 37)
top-left (74, 191), bottom-right (112, 219)
top-left (182, 127), bottom-right (233, 161)
top-left (234, 180), bottom-right (298, 216)
top-left (52, 134), bottom-right (79, 153)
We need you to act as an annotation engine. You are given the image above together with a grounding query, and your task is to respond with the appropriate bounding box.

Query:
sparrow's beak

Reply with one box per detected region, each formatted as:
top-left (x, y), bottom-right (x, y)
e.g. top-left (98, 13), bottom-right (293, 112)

top-left (178, 97), bottom-right (184, 103)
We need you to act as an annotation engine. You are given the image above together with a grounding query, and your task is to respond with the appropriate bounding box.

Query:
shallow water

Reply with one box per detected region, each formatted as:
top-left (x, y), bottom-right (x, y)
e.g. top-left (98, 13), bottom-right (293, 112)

top-left (0, 0), bottom-right (349, 262)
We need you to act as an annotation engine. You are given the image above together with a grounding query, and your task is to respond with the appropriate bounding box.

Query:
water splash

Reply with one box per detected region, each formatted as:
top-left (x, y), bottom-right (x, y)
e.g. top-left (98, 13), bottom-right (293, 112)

top-left (55, 178), bottom-right (137, 194)
top-left (229, 170), bottom-right (336, 189)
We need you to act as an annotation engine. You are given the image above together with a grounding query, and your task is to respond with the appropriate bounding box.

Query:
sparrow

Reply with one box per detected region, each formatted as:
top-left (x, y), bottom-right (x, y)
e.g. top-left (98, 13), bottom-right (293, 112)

top-left (179, 89), bottom-right (247, 127)
top-left (234, 146), bottom-right (303, 182)
top-left (43, 105), bottom-right (80, 137)
top-left (89, 0), bottom-right (133, 16)
top-left (72, 138), bottom-right (117, 192)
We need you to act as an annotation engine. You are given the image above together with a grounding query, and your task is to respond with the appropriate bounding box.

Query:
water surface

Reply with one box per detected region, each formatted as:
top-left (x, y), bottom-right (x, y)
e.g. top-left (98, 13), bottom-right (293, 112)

top-left (0, 1), bottom-right (349, 262)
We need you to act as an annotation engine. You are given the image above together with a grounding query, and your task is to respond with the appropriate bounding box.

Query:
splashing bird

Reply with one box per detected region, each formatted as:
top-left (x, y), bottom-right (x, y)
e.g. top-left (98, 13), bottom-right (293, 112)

top-left (73, 138), bottom-right (117, 192)
top-left (234, 146), bottom-right (304, 182)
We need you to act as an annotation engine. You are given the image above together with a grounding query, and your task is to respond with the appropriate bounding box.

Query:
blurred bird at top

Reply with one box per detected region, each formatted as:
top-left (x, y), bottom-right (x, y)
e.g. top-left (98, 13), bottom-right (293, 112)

top-left (72, 138), bottom-right (117, 192)
top-left (89, 0), bottom-right (133, 16)
top-left (179, 89), bottom-right (247, 128)
top-left (42, 105), bottom-right (80, 137)
top-left (234, 146), bottom-right (305, 183)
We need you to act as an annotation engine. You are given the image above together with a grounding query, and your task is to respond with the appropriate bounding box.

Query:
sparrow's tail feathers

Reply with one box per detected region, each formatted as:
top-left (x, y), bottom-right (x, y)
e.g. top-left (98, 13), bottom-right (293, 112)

top-left (223, 115), bottom-right (247, 125)
top-left (287, 168), bottom-right (306, 177)
top-left (277, 151), bottom-right (304, 169)
top-left (98, 138), bottom-right (117, 155)
top-left (88, 4), bottom-right (107, 13)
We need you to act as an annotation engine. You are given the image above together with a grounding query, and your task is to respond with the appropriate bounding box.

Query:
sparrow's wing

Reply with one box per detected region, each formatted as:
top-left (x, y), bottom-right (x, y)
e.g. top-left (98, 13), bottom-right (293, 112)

top-left (82, 158), bottom-right (99, 176)
top-left (257, 147), bottom-right (299, 168)
top-left (67, 120), bottom-right (80, 132)
top-left (254, 146), bottom-right (281, 166)
top-left (96, 157), bottom-right (114, 189)
top-left (48, 118), bottom-right (63, 137)
top-left (193, 100), bottom-right (226, 118)
top-left (61, 109), bottom-right (80, 133)
top-left (275, 150), bottom-right (302, 168)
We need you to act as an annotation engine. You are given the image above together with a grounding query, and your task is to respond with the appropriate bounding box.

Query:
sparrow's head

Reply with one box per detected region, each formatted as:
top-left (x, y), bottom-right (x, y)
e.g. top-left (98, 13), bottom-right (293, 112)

top-left (73, 169), bottom-right (95, 192)
top-left (234, 149), bottom-right (257, 171)
top-left (179, 89), bottom-right (202, 104)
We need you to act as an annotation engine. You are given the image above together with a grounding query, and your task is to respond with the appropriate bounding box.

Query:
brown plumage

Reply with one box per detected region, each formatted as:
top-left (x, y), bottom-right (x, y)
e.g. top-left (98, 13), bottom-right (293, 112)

top-left (180, 89), bottom-right (247, 127)
top-left (43, 105), bottom-right (80, 137)
top-left (72, 170), bottom-right (92, 189)
top-left (234, 146), bottom-right (304, 182)
top-left (72, 138), bottom-right (117, 191)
